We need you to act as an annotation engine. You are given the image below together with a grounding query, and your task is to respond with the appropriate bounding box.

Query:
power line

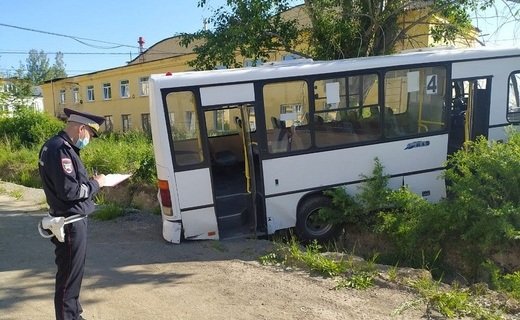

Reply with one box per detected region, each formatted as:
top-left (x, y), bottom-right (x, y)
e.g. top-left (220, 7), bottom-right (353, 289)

top-left (0, 22), bottom-right (142, 50)
top-left (0, 51), bottom-right (136, 55)
top-left (0, 50), bottom-right (189, 55)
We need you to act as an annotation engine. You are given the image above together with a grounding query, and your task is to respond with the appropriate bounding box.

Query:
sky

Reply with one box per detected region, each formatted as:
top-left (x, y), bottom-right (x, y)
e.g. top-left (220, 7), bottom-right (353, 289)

top-left (0, 0), bottom-right (518, 77)
top-left (0, 0), bottom-right (231, 76)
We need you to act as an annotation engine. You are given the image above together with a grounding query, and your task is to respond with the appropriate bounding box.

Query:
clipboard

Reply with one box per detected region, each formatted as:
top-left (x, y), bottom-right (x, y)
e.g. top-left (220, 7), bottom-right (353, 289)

top-left (103, 174), bottom-right (132, 187)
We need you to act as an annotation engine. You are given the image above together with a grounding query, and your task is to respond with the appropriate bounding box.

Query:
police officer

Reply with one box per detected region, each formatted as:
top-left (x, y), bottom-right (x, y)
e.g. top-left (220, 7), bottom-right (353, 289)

top-left (39, 108), bottom-right (106, 320)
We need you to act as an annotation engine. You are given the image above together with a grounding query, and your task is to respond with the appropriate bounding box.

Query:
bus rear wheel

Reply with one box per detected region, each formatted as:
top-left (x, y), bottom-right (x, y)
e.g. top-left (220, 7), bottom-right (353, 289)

top-left (296, 196), bottom-right (342, 242)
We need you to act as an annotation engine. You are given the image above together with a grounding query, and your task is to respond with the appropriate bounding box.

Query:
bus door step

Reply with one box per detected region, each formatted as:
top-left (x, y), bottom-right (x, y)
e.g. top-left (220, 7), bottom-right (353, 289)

top-left (217, 210), bottom-right (248, 228)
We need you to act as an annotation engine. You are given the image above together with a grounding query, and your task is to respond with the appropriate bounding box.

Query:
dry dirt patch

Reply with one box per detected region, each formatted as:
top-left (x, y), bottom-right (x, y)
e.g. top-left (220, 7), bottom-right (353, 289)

top-left (0, 181), bottom-right (432, 319)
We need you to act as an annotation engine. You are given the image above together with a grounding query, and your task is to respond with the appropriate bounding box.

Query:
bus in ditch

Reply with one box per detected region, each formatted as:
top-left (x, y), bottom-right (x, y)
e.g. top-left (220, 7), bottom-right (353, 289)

top-left (148, 46), bottom-right (520, 243)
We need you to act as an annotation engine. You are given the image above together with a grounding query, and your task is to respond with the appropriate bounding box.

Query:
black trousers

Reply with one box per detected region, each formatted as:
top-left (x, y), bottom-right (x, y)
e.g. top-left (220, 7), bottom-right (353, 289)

top-left (52, 218), bottom-right (87, 320)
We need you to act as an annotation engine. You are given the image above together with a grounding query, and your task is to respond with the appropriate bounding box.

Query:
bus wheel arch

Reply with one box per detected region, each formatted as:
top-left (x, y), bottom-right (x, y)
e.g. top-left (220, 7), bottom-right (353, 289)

top-left (296, 192), bottom-right (342, 242)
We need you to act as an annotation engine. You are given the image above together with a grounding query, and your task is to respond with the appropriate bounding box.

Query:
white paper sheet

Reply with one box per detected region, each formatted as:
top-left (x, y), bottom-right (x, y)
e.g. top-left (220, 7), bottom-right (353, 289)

top-left (103, 174), bottom-right (132, 187)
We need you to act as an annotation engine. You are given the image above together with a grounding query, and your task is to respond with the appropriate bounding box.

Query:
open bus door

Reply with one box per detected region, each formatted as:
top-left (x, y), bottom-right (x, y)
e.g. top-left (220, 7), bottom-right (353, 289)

top-left (448, 77), bottom-right (491, 154)
top-left (203, 104), bottom-right (261, 239)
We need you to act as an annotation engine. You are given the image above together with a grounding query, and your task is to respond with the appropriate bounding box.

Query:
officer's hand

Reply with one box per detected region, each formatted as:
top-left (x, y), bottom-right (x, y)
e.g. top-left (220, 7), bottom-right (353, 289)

top-left (94, 174), bottom-right (106, 188)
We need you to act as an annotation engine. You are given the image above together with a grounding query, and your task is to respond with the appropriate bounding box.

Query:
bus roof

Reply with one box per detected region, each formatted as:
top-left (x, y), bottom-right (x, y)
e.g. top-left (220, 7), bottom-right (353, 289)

top-left (151, 46), bottom-right (520, 88)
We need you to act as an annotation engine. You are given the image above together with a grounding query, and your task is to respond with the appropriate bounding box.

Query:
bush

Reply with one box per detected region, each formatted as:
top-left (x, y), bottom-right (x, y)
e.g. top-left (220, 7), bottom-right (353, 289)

top-left (322, 130), bottom-right (520, 280)
top-left (0, 113), bottom-right (157, 192)
top-left (444, 132), bottom-right (520, 250)
top-left (0, 108), bottom-right (64, 148)
top-left (0, 139), bottom-right (41, 187)
top-left (81, 131), bottom-right (156, 183)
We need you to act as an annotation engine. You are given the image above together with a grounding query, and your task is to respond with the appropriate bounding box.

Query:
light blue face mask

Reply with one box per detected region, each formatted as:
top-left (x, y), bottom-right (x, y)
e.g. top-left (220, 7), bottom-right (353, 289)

top-left (75, 135), bottom-right (90, 149)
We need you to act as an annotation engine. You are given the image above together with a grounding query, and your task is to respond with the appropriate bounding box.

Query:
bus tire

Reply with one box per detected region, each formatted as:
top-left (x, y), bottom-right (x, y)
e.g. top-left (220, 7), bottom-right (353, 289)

top-left (296, 196), bottom-right (342, 242)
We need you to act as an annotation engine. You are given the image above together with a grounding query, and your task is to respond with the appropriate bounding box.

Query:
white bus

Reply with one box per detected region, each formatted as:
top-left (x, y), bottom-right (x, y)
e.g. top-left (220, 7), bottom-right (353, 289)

top-left (149, 46), bottom-right (520, 243)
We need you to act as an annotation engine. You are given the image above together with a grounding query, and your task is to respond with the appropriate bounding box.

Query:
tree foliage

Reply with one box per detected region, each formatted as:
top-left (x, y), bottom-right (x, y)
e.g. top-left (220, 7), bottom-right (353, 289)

top-left (1, 50), bottom-right (68, 109)
top-left (180, 0), bottom-right (519, 69)
top-left (24, 49), bottom-right (67, 85)
top-left (49, 52), bottom-right (67, 80)
top-left (180, 0), bottom-right (300, 69)
top-left (25, 49), bottom-right (51, 85)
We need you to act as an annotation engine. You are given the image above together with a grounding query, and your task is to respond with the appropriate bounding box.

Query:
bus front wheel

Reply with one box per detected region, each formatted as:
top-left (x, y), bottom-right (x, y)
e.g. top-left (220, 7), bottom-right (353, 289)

top-left (296, 196), bottom-right (342, 242)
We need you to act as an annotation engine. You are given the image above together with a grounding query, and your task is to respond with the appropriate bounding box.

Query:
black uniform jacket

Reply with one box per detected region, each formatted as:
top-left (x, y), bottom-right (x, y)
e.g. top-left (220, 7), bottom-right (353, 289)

top-left (38, 131), bottom-right (100, 217)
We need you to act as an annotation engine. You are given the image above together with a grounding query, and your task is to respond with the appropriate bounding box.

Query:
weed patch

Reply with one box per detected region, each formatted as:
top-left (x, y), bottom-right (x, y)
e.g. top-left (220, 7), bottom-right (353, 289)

top-left (93, 203), bottom-right (125, 221)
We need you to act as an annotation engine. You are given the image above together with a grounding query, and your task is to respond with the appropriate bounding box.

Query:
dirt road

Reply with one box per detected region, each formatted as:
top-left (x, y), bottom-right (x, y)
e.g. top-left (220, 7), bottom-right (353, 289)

top-left (0, 182), bottom-right (424, 320)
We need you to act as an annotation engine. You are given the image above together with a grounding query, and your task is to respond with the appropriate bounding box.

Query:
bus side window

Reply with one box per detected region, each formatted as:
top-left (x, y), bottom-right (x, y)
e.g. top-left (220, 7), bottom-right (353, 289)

top-left (166, 91), bottom-right (204, 166)
top-left (384, 66), bottom-right (447, 138)
top-left (313, 74), bottom-right (380, 147)
top-left (263, 81), bottom-right (311, 153)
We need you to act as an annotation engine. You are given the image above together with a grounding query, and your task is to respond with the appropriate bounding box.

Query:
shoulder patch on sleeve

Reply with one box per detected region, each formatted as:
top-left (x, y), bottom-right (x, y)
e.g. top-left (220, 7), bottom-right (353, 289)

top-left (61, 158), bottom-right (74, 174)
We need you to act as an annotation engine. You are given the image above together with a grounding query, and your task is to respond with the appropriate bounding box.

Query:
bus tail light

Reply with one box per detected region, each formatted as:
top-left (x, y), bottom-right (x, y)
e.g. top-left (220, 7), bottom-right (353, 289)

top-left (158, 179), bottom-right (172, 208)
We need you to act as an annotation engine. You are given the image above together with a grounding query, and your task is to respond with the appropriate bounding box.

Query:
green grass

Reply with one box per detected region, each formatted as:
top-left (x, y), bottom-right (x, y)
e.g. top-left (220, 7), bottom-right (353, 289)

top-left (394, 277), bottom-right (504, 319)
top-left (259, 238), bottom-right (376, 289)
top-left (92, 203), bottom-right (125, 221)
top-left (8, 189), bottom-right (23, 200)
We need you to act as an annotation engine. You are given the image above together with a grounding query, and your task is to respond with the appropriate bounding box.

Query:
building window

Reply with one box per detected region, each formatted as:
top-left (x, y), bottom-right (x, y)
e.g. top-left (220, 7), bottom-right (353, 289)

top-left (244, 59), bottom-right (263, 67)
top-left (169, 112), bottom-right (175, 125)
top-left (282, 53), bottom-right (302, 61)
top-left (104, 115), bottom-right (113, 132)
top-left (121, 114), bottom-right (131, 132)
top-left (73, 87), bottom-right (80, 104)
top-left (139, 76), bottom-right (149, 96)
top-left (103, 83), bottom-right (112, 100)
top-left (87, 85), bottom-right (95, 101)
top-left (59, 89), bottom-right (66, 104)
top-left (141, 113), bottom-right (151, 134)
top-left (1, 82), bottom-right (15, 93)
top-left (120, 80), bottom-right (130, 98)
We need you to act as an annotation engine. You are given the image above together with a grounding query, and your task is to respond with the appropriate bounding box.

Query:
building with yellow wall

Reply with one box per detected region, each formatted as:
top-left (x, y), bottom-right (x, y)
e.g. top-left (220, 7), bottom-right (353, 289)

top-left (40, 4), bottom-right (477, 134)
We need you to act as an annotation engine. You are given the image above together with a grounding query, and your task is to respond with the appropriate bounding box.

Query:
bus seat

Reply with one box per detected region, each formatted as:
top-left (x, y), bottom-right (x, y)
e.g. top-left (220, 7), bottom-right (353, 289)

top-left (271, 116), bottom-right (283, 129)
top-left (209, 138), bottom-right (238, 168)
top-left (384, 107), bottom-right (403, 137)
top-left (214, 150), bottom-right (238, 167)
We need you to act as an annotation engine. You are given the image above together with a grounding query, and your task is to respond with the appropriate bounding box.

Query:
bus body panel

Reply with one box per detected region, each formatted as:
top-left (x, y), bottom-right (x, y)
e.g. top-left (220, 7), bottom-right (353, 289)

top-left (489, 126), bottom-right (519, 142)
top-left (403, 170), bottom-right (446, 202)
top-left (265, 192), bottom-right (305, 233)
top-left (261, 135), bottom-right (448, 198)
top-left (151, 47), bottom-right (520, 90)
top-left (452, 56), bottom-right (520, 126)
top-left (181, 207), bottom-right (219, 240)
top-left (174, 168), bottom-right (214, 209)
top-left (200, 83), bottom-right (255, 106)
top-left (264, 171), bottom-right (445, 235)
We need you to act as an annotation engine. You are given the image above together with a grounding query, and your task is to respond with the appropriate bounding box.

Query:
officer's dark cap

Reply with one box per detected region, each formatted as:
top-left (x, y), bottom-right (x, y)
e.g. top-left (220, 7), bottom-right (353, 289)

top-left (64, 108), bottom-right (105, 137)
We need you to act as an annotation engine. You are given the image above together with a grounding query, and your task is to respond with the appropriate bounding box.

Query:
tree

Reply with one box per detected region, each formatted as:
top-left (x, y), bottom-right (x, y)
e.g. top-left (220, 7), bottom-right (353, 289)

top-left (1, 50), bottom-right (67, 111)
top-left (48, 52), bottom-right (67, 80)
top-left (180, 0), bottom-right (520, 69)
top-left (25, 49), bottom-right (51, 85)
top-left (24, 50), bottom-right (67, 85)
top-left (180, 0), bottom-right (301, 70)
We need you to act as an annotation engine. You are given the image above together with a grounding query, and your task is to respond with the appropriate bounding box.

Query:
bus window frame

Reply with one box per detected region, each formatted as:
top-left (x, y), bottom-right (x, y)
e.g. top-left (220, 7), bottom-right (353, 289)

top-left (382, 63), bottom-right (450, 139)
top-left (256, 62), bottom-right (450, 160)
top-left (161, 87), bottom-right (211, 172)
top-left (160, 61), bottom-right (451, 164)
top-left (507, 70), bottom-right (520, 124)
